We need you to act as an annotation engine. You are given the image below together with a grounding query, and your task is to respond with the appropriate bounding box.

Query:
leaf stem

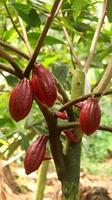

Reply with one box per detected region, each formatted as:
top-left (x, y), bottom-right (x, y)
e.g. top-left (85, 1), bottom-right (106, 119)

top-left (24, 0), bottom-right (63, 77)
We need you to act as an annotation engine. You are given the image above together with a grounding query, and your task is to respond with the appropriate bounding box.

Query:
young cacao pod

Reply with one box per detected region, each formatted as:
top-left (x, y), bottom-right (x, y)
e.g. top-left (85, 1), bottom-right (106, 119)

top-left (32, 64), bottom-right (57, 107)
top-left (9, 78), bottom-right (33, 122)
top-left (24, 135), bottom-right (48, 175)
top-left (54, 111), bottom-right (69, 120)
top-left (79, 97), bottom-right (101, 135)
top-left (64, 130), bottom-right (78, 143)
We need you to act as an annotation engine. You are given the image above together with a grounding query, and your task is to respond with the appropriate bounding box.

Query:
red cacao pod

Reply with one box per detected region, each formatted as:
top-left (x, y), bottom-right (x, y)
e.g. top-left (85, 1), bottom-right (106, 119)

top-left (54, 111), bottom-right (69, 120)
top-left (24, 135), bottom-right (48, 175)
top-left (9, 78), bottom-right (33, 122)
top-left (32, 64), bottom-right (57, 107)
top-left (79, 97), bottom-right (101, 135)
top-left (64, 130), bottom-right (78, 143)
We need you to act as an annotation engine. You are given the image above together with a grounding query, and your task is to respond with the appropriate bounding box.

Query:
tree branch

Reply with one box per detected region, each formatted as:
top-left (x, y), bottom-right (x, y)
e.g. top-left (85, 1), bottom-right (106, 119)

top-left (93, 60), bottom-right (112, 93)
top-left (24, 0), bottom-right (63, 78)
top-left (0, 62), bottom-right (17, 76)
top-left (84, 0), bottom-right (109, 72)
top-left (58, 122), bottom-right (112, 133)
top-left (59, 89), bottom-right (112, 112)
top-left (0, 47), bottom-right (23, 79)
top-left (0, 40), bottom-right (29, 60)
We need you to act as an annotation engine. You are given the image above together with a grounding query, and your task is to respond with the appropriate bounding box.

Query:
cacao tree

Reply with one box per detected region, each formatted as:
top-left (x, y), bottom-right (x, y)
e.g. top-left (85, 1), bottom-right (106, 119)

top-left (0, 0), bottom-right (112, 200)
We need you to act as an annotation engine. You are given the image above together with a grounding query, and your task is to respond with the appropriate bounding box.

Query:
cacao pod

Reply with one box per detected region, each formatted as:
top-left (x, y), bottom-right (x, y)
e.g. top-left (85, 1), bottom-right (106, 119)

top-left (79, 97), bottom-right (101, 135)
top-left (24, 135), bottom-right (48, 175)
top-left (54, 111), bottom-right (68, 120)
top-left (64, 130), bottom-right (78, 143)
top-left (32, 64), bottom-right (57, 107)
top-left (9, 78), bottom-right (33, 121)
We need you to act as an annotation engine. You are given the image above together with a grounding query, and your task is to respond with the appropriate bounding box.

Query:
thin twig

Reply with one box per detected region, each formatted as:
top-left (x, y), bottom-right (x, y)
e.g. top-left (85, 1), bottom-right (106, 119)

top-left (0, 47), bottom-right (23, 78)
top-left (4, 2), bottom-right (25, 42)
top-left (58, 122), bottom-right (112, 133)
top-left (84, 0), bottom-right (109, 72)
top-left (62, 26), bottom-right (83, 69)
top-left (93, 60), bottom-right (112, 93)
top-left (59, 89), bottom-right (112, 112)
top-left (24, 0), bottom-right (63, 78)
top-left (0, 40), bottom-right (29, 60)
top-left (0, 62), bottom-right (17, 76)
top-left (18, 17), bottom-right (33, 55)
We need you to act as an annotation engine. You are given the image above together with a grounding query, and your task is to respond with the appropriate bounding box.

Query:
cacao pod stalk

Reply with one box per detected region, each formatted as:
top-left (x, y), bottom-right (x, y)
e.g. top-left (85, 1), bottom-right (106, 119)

top-left (32, 64), bottom-right (57, 107)
top-left (79, 97), bottom-right (101, 135)
top-left (24, 135), bottom-right (49, 175)
top-left (9, 78), bottom-right (33, 121)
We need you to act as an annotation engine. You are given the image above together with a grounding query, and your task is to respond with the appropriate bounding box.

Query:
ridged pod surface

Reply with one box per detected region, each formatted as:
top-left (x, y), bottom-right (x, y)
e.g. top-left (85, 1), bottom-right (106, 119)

top-left (9, 78), bottom-right (33, 121)
top-left (24, 135), bottom-right (48, 175)
top-left (79, 97), bottom-right (101, 135)
top-left (32, 64), bottom-right (57, 107)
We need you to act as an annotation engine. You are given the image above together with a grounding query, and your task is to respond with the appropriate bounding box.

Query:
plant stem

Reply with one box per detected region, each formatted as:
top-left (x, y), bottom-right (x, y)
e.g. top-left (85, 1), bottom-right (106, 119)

top-left (24, 0), bottom-right (63, 77)
top-left (59, 89), bottom-right (112, 112)
top-left (34, 99), bottom-right (66, 181)
top-left (35, 161), bottom-right (49, 200)
top-left (84, 0), bottom-right (109, 72)
top-left (61, 70), bottom-right (85, 200)
top-left (18, 17), bottom-right (33, 55)
top-left (62, 26), bottom-right (83, 69)
top-left (4, 2), bottom-right (25, 42)
top-left (0, 62), bottom-right (17, 76)
top-left (93, 60), bottom-right (112, 93)
top-left (0, 40), bottom-right (29, 60)
top-left (0, 47), bottom-right (23, 78)
top-left (58, 122), bottom-right (112, 133)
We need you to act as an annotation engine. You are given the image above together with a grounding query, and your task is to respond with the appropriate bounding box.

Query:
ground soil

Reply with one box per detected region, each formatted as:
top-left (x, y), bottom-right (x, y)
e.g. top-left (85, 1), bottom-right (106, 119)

top-left (0, 159), bottom-right (112, 200)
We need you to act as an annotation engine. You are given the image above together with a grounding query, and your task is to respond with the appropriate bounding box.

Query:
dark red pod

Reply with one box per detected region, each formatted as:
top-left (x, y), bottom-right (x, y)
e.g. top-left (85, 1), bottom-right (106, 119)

top-left (64, 130), bottom-right (78, 143)
top-left (54, 111), bottom-right (69, 120)
top-left (32, 64), bottom-right (57, 107)
top-left (24, 135), bottom-right (48, 175)
top-left (79, 97), bottom-right (101, 135)
top-left (9, 78), bottom-right (33, 122)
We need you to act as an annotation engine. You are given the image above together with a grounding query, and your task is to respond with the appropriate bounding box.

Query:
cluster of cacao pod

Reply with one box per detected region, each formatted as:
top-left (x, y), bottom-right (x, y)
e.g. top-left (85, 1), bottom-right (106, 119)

top-left (77, 97), bottom-right (101, 135)
top-left (24, 135), bottom-right (49, 175)
top-left (9, 64), bottom-right (57, 121)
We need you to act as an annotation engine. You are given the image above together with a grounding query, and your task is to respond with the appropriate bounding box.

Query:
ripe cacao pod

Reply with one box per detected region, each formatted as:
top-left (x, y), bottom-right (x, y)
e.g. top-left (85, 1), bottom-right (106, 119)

top-left (24, 135), bottom-right (48, 175)
top-left (9, 78), bottom-right (33, 121)
top-left (64, 130), bottom-right (78, 143)
top-left (32, 64), bottom-right (57, 107)
top-left (79, 97), bottom-right (101, 135)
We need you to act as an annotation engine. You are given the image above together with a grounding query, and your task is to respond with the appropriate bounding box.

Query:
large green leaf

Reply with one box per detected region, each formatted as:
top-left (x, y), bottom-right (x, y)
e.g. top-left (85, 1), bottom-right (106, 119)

top-left (12, 3), bottom-right (41, 27)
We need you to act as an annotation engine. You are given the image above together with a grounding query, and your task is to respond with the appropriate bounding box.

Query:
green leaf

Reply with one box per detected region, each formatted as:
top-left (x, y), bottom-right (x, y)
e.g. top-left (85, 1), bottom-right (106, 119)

top-left (5, 75), bottom-right (18, 87)
top-left (107, 0), bottom-right (112, 22)
top-left (72, 0), bottom-right (87, 21)
top-left (20, 132), bottom-right (29, 150)
top-left (12, 3), bottom-right (41, 27)
top-left (28, 32), bottom-right (64, 47)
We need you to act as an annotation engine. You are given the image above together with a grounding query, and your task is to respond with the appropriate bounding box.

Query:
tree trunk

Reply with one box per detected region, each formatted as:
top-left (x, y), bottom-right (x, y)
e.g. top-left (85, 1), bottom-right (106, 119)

top-left (61, 70), bottom-right (87, 200)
